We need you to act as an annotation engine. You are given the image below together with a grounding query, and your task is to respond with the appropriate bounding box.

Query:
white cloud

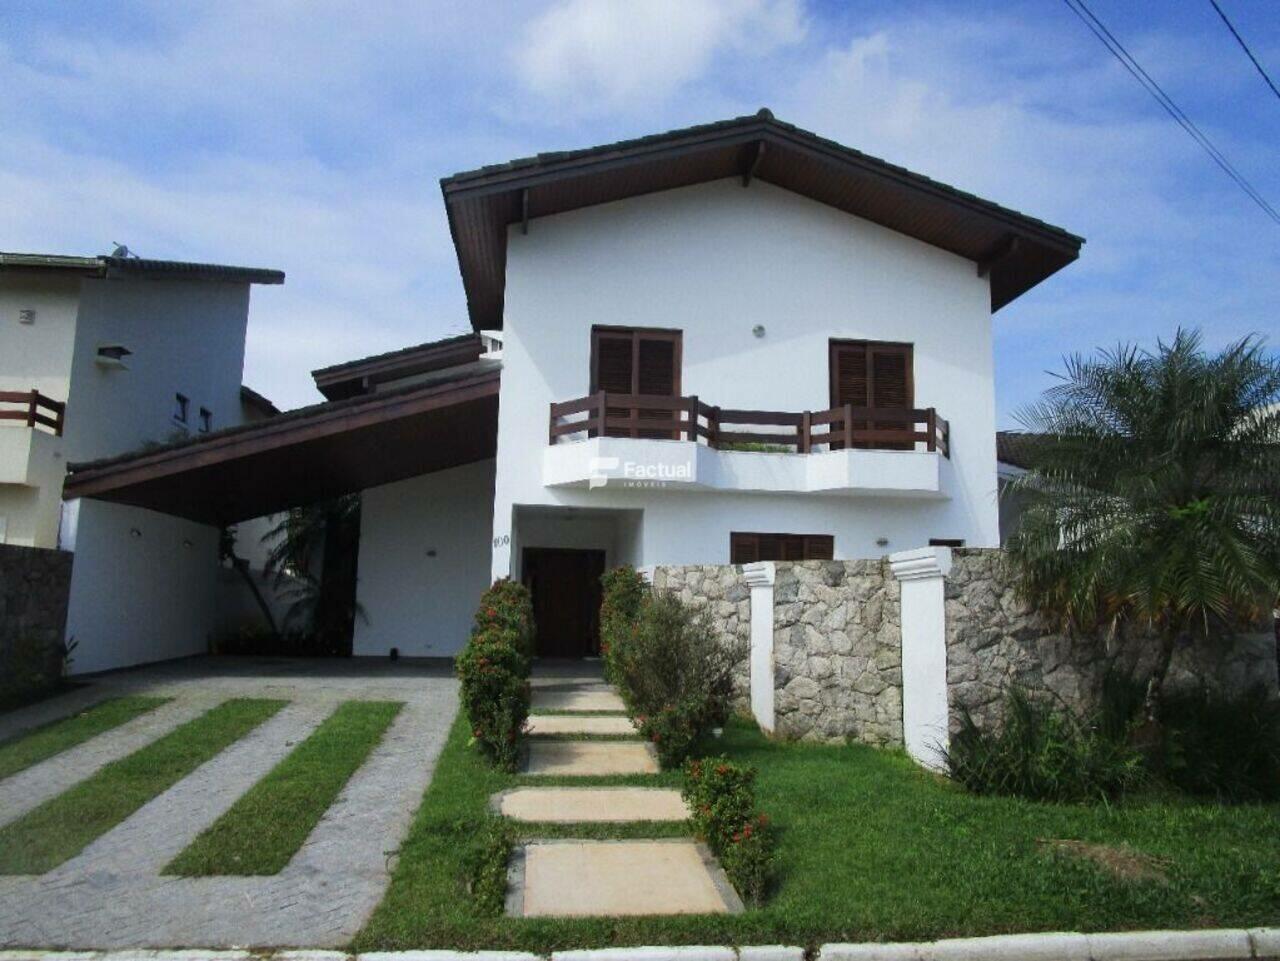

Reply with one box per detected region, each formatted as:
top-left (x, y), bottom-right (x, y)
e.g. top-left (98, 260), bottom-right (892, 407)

top-left (515, 0), bottom-right (805, 116)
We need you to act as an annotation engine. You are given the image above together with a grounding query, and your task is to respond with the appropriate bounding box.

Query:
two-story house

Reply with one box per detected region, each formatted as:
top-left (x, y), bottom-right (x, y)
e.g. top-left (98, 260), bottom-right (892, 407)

top-left (58, 111), bottom-right (1082, 672)
top-left (0, 252), bottom-right (284, 671)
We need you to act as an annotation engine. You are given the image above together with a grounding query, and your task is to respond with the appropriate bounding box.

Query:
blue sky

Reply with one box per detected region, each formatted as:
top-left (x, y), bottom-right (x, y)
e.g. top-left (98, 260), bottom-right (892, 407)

top-left (2, 0), bottom-right (1277, 424)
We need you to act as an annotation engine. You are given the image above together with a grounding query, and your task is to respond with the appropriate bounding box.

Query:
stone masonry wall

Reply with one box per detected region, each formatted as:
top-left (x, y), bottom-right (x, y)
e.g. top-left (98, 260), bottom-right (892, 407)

top-left (0, 544), bottom-right (74, 703)
top-left (651, 564), bottom-right (752, 704)
top-left (946, 548), bottom-right (1278, 732)
top-left (772, 560), bottom-right (903, 746)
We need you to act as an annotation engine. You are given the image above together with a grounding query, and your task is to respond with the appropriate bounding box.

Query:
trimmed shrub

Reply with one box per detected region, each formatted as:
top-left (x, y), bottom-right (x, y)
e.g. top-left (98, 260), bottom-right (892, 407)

top-left (472, 578), bottom-right (535, 658)
top-left (456, 624), bottom-right (530, 772)
top-left (683, 755), bottom-right (775, 907)
top-left (944, 686), bottom-right (1146, 803)
top-left (613, 591), bottom-right (744, 768)
top-left (599, 566), bottom-right (648, 685)
top-left (461, 816), bottom-right (513, 915)
top-left (1159, 685), bottom-right (1280, 802)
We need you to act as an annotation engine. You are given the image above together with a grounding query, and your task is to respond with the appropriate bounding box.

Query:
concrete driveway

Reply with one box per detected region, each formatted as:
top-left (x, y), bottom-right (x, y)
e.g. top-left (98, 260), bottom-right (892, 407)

top-left (0, 655), bottom-right (459, 949)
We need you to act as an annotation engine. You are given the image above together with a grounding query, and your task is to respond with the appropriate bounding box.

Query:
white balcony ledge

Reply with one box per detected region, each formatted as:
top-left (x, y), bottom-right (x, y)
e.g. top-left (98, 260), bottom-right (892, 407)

top-left (543, 437), bottom-right (947, 498)
top-left (0, 427), bottom-right (63, 487)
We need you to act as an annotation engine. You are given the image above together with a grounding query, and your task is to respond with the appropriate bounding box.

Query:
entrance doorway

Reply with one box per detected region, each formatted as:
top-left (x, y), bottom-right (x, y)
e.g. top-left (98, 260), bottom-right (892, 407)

top-left (522, 547), bottom-right (606, 658)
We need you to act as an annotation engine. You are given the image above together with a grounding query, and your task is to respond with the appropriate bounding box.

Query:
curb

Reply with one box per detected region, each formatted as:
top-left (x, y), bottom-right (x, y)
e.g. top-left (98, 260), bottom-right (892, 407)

top-left (0, 929), bottom-right (1276, 961)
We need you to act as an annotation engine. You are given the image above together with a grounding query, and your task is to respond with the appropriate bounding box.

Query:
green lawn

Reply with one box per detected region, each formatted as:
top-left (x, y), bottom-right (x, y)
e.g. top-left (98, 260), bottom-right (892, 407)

top-left (166, 700), bottom-right (403, 876)
top-left (0, 696), bottom-right (170, 781)
top-left (354, 714), bottom-right (1280, 953)
top-left (0, 698), bottom-right (285, 874)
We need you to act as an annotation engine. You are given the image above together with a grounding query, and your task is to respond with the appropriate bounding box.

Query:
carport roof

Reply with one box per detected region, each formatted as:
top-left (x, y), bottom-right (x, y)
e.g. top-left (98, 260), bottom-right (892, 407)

top-left (63, 362), bottom-right (500, 525)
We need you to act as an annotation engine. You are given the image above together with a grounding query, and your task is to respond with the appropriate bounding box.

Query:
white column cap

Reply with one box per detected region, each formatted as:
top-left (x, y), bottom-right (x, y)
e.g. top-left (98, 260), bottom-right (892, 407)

top-left (741, 561), bottom-right (776, 587)
top-left (889, 546), bottom-right (952, 581)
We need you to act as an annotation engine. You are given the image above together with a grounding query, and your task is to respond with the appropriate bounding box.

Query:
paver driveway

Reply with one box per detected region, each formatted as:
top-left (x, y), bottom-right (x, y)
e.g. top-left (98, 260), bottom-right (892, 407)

top-left (0, 656), bottom-right (458, 949)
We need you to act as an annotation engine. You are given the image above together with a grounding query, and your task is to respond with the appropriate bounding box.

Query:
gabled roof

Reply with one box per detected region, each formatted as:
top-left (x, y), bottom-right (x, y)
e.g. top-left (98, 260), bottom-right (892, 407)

top-left (0, 252), bottom-right (284, 285)
top-left (239, 385), bottom-right (280, 418)
top-left (442, 109), bottom-right (1084, 330)
top-left (311, 332), bottom-right (482, 400)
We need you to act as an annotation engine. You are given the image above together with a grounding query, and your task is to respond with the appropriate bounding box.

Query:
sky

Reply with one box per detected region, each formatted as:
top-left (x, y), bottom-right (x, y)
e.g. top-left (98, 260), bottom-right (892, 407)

top-left (1, 0), bottom-right (1277, 425)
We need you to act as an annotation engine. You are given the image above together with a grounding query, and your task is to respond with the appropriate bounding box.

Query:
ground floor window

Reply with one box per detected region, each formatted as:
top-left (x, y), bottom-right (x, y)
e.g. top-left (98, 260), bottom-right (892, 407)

top-left (730, 532), bottom-right (834, 564)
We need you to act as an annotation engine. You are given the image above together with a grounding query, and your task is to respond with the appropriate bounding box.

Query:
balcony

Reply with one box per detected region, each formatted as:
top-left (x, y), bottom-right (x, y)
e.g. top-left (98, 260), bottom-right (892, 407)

top-left (0, 389), bottom-right (65, 487)
top-left (544, 393), bottom-right (950, 497)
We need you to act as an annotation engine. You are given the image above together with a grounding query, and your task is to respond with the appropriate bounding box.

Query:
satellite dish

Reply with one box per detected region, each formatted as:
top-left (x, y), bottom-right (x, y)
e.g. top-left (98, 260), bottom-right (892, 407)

top-left (110, 243), bottom-right (134, 258)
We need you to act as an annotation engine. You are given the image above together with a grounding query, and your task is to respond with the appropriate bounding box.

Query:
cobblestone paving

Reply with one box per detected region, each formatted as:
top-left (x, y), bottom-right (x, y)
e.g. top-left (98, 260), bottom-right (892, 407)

top-left (0, 657), bottom-right (458, 950)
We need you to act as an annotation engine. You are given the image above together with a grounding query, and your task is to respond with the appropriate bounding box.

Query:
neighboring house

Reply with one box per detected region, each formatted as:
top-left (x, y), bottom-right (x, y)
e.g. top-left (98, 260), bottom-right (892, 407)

top-left (57, 110), bottom-right (1084, 671)
top-left (0, 251), bottom-right (284, 671)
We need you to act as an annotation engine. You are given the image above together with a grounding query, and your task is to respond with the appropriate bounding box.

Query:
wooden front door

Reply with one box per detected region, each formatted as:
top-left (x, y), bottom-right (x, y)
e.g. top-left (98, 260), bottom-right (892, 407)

top-left (522, 548), bottom-right (606, 658)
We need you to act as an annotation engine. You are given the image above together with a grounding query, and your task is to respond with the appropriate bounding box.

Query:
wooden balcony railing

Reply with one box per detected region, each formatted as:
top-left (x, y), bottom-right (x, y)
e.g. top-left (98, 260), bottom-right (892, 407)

top-left (0, 389), bottom-right (66, 436)
top-left (549, 393), bottom-right (949, 457)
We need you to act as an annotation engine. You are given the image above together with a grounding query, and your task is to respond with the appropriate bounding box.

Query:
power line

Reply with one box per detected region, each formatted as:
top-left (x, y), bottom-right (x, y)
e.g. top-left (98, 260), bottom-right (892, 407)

top-left (1208, 0), bottom-right (1280, 104)
top-left (1060, 0), bottom-right (1280, 226)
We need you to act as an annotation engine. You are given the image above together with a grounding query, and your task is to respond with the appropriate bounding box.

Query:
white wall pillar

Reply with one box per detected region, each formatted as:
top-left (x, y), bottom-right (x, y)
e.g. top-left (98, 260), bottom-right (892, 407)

top-left (890, 546), bottom-right (952, 771)
top-left (741, 561), bottom-right (777, 734)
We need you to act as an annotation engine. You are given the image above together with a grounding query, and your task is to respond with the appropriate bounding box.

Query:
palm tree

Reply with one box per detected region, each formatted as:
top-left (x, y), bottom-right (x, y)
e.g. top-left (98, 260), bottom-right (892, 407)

top-left (1007, 329), bottom-right (1280, 724)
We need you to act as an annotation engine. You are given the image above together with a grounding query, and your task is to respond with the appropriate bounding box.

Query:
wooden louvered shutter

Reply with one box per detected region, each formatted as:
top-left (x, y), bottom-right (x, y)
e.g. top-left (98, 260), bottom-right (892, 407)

top-left (730, 532), bottom-right (834, 562)
top-left (870, 344), bottom-right (912, 450)
top-left (730, 533), bottom-right (760, 564)
top-left (830, 340), bottom-right (913, 450)
top-left (591, 327), bottom-right (681, 439)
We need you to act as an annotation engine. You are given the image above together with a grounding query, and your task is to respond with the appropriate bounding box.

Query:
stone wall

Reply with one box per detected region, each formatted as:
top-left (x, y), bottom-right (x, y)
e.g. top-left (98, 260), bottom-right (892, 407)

top-left (946, 548), bottom-right (1278, 731)
top-left (651, 564), bottom-right (752, 702)
top-left (0, 544), bottom-right (74, 704)
top-left (772, 560), bottom-right (903, 746)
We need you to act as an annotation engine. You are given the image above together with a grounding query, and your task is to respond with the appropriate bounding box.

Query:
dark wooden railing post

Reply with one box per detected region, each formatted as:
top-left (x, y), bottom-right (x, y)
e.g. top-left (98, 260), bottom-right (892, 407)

top-left (798, 410), bottom-right (811, 453)
top-left (596, 391), bottom-right (608, 438)
top-left (55, 400), bottom-right (65, 437)
top-left (710, 406), bottom-right (721, 448)
top-left (27, 390), bottom-right (39, 429)
top-left (843, 404), bottom-right (853, 449)
top-left (926, 408), bottom-right (937, 452)
top-left (686, 395), bottom-right (699, 442)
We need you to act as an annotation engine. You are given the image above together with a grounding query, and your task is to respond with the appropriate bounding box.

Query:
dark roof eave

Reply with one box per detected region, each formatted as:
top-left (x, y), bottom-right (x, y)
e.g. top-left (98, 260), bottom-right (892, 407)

top-left (0, 252), bottom-right (284, 285)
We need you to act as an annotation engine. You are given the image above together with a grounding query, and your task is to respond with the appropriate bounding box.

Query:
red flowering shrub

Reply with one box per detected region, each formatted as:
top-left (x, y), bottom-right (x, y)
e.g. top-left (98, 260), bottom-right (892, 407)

top-left (457, 597), bottom-right (531, 771)
top-left (682, 755), bottom-right (775, 906)
top-left (472, 579), bottom-right (535, 658)
top-left (599, 566), bottom-right (649, 685)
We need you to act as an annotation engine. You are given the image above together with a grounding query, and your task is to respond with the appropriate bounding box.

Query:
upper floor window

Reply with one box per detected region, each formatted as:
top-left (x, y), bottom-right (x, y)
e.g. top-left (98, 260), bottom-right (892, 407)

top-left (731, 531), bottom-right (834, 564)
top-left (590, 326), bottom-right (682, 439)
top-left (198, 407), bottom-right (212, 433)
top-left (173, 393), bottom-right (189, 424)
top-left (829, 339), bottom-right (914, 449)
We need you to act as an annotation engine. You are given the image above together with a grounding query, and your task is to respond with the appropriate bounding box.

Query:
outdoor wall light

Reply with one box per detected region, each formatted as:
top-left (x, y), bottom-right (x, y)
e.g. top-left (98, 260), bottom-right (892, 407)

top-left (426, 549), bottom-right (437, 557)
top-left (182, 539), bottom-right (193, 548)
top-left (752, 324), bottom-right (766, 338)
top-left (875, 536), bottom-right (890, 547)
top-left (129, 528), bottom-right (142, 539)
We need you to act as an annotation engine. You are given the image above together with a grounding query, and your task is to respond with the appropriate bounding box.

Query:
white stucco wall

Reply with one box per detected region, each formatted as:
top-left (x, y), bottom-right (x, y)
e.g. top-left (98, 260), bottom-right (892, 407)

top-left (64, 499), bottom-right (221, 675)
top-left (353, 459), bottom-right (496, 658)
top-left (492, 178), bottom-right (999, 577)
top-left (63, 276), bottom-right (251, 462)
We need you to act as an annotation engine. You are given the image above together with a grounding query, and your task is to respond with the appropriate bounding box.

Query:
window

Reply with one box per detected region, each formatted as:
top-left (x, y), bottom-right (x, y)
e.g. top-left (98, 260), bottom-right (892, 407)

top-left (590, 326), bottom-right (682, 438)
top-left (198, 407), bottom-right (212, 433)
top-left (928, 538), bottom-right (965, 548)
top-left (731, 532), bottom-right (834, 564)
top-left (828, 340), bottom-right (914, 449)
top-left (173, 393), bottom-right (189, 424)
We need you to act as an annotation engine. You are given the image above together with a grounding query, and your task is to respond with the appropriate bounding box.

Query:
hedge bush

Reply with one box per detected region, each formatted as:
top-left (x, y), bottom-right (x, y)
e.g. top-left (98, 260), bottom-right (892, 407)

top-left (611, 590), bottom-right (744, 768)
top-left (599, 565), bottom-right (648, 685)
top-left (683, 755), bottom-right (775, 906)
top-left (456, 580), bottom-right (534, 772)
top-left (1159, 684), bottom-right (1280, 802)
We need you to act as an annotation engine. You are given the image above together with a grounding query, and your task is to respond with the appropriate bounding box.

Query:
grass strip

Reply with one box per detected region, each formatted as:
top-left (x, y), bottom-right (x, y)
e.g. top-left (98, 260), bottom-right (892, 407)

top-left (0, 696), bottom-right (170, 781)
top-left (0, 698), bottom-right (285, 874)
top-left (355, 712), bottom-right (1280, 953)
top-left (166, 699), bottom-right (403, 876)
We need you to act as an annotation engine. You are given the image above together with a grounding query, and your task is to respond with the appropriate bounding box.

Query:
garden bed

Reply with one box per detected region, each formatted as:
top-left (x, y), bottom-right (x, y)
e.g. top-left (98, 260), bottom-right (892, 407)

top-left (354, 712), bottom-right (1280, 953)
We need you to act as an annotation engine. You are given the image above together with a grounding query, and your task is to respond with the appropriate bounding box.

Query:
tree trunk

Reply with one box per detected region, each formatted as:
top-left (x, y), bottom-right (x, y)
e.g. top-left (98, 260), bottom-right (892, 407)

top-left (1143, 627), bottom-right (1178, 724)
top-left (232, 556), bottom-right (280, 638)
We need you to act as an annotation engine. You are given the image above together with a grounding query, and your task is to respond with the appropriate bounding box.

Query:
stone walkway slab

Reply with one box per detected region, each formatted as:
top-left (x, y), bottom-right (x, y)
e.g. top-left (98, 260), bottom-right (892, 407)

top-left (523, 741), bottom-right (658, 776)
top-left (510, 840), bottom-right (742, 917)
top-left (531, 689), bottom-right (626, 713)
top-left (494, 787), bottom-right (689, 823)
top-left (526, 715), bottom-right (636, 736)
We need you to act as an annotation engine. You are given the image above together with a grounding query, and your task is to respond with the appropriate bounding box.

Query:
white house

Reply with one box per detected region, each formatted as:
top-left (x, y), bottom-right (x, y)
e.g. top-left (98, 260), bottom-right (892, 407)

top-left (0, 251), bottom-right (284, 672)
top-left (55, 110), bottom-right (1083, 671)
